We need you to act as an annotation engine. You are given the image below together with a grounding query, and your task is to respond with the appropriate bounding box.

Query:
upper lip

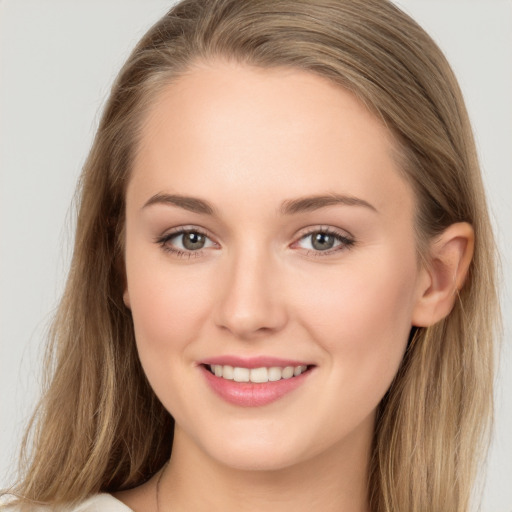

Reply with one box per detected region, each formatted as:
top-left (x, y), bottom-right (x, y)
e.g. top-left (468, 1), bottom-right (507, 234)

top-left (199, 355), bottom-right (313, 369)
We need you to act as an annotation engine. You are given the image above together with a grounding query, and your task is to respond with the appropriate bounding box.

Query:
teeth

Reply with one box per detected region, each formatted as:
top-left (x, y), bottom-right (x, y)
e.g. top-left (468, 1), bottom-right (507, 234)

top-left (293, 365), bottom-right (303, 376)
top-left (281, 366), bottom-right (294, 379)
top-left (209, 364), bottom-right (308, 383)
top-left (223, 365), bottom-right (234, 380)
top-left (268, 367), bottom-right (282, 381)
top-left (233, 367), bottom-right (250, 382)
top-left (250, 367), bottom-right (268, 383)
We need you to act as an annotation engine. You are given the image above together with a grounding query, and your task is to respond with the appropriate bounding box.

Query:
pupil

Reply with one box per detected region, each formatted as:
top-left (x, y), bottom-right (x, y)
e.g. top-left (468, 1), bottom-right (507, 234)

top-left (183, 232), bottom-right (205, 250)
top-left (312, 232), bottom-right (334, 251)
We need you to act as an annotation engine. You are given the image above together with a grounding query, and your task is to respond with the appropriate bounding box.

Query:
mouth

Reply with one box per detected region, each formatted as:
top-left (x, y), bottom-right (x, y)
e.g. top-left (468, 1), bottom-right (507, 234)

top-left (199, 360), bottom-right (315, 407)
top-left (203, 363), bottom-right (312, 383)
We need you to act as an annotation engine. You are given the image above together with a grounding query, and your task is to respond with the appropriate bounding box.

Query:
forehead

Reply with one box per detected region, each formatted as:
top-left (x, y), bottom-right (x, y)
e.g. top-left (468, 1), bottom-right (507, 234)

top-left (130, 59), bottom-right (414, 220)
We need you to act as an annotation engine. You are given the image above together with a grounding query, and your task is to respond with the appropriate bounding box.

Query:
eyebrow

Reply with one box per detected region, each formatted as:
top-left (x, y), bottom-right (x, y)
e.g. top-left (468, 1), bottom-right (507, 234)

top-left (279, 193), bottom-right (377, 215)
top-left (143, 193), bottom-right (218, 216)
top-left (142, 192), bottom-right (377, 216)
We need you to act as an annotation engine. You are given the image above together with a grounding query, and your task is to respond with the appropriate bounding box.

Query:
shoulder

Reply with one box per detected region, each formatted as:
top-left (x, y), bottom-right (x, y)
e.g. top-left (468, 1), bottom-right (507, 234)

top-left (0, 493), bottom-right (134, 512)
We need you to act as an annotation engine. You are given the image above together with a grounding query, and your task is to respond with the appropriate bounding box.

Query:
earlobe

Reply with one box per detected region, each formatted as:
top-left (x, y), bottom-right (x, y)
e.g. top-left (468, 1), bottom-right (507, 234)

top-left (412, 222), bottom-right (474, 327)
top-left (123, 289), bottom-right (131, 309)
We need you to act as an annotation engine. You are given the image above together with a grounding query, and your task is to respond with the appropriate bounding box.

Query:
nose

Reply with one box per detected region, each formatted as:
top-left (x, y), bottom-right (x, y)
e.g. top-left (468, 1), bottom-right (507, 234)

top-left (213, 246), bottom-right (288, 340)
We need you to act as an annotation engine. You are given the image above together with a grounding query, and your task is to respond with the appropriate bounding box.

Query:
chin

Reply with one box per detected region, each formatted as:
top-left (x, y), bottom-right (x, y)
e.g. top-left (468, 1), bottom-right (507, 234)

top-left (190, 422), bottom-right (320, 473)
top-left (208, 443), bottom-right (305, 472)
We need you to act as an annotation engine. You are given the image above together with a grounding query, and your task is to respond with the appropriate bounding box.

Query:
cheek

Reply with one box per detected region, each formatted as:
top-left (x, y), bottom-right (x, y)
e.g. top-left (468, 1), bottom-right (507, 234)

top-left (298, 250), bottom-right (418, 394)
top-left (125, 251), bottom-right (214, 365)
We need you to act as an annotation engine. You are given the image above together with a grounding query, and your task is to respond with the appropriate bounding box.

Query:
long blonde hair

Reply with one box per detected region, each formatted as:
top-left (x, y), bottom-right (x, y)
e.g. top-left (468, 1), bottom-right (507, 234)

top-left (4, 1), bottom-right (499, 511)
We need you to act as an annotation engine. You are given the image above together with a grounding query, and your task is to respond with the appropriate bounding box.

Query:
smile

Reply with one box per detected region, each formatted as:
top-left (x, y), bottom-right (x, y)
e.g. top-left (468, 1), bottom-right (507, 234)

top-left (200, 360), bottom-right (314, 407)
top-left (207, 364), bottom-right (309, 383)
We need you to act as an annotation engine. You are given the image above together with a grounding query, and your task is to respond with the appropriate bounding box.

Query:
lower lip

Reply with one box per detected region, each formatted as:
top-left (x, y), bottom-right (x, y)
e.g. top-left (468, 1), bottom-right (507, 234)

top-left (200, 365), bottom-right (313, 407)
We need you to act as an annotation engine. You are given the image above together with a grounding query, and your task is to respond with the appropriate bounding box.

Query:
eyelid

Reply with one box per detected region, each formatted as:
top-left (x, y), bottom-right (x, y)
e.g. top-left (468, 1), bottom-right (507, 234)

top-left (294, 224), bottom-right (354, 241)
top-left (161, 225), bottom-right (212, 238)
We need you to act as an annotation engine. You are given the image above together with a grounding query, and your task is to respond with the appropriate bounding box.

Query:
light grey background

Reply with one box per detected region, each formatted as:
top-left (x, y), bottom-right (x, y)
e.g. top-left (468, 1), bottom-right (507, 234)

top-left (1, 1), bottom-right (511, 510)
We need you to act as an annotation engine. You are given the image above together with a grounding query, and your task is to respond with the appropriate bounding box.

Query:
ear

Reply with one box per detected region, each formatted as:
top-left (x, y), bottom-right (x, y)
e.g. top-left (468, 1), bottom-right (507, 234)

top-left (412, 222), bottom-right (474, 327)
top-left (116, 252), bottom-right (131, 309)
top-left (123, 288), bottom-right (131, 309)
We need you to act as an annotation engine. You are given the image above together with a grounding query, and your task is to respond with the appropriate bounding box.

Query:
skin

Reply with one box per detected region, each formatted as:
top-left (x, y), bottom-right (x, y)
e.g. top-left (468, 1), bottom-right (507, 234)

top-left (116, 59), bottom-right (474, 512)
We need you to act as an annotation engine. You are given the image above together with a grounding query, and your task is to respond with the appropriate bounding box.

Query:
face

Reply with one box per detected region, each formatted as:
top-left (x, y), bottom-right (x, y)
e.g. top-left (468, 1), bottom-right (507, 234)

top-left (123, 60), bottom-right (429, 472)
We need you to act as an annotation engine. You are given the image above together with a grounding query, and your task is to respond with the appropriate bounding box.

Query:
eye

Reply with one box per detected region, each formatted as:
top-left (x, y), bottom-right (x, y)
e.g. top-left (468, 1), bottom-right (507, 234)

top-left (155, 228), bottom-right (217, 257)
top-left (295, 227), bottom-right (355, 255)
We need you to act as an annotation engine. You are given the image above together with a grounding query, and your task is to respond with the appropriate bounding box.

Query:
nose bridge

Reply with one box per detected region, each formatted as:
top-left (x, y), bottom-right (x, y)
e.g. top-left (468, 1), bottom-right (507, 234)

top-left (214, 240), bottom-right (287, 338)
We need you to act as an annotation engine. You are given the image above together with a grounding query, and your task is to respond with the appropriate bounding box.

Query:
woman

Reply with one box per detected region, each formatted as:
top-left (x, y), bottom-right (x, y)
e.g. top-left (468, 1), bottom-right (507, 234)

top-left (1, 0), bottom-right (500, 511)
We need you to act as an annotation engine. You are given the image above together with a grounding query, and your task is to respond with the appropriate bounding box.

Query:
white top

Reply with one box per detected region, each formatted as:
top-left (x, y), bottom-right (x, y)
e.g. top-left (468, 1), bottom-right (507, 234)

top-left (1, 494), bottom-right (133, 512)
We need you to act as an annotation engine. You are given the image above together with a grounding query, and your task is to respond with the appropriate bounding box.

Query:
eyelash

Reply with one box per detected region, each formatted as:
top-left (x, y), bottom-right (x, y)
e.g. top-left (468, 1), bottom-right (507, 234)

top-left (294, 226), bottom-right (355, 257)
top-left (154, 226), bottom-right (355, 259)
top-left (155, 227), bottom-right (214, 259)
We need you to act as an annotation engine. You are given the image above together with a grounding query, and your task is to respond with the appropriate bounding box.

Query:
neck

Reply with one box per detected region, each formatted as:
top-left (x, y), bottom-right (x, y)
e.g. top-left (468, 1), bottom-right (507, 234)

top-left (158, 422), bottom-right (372, 512)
